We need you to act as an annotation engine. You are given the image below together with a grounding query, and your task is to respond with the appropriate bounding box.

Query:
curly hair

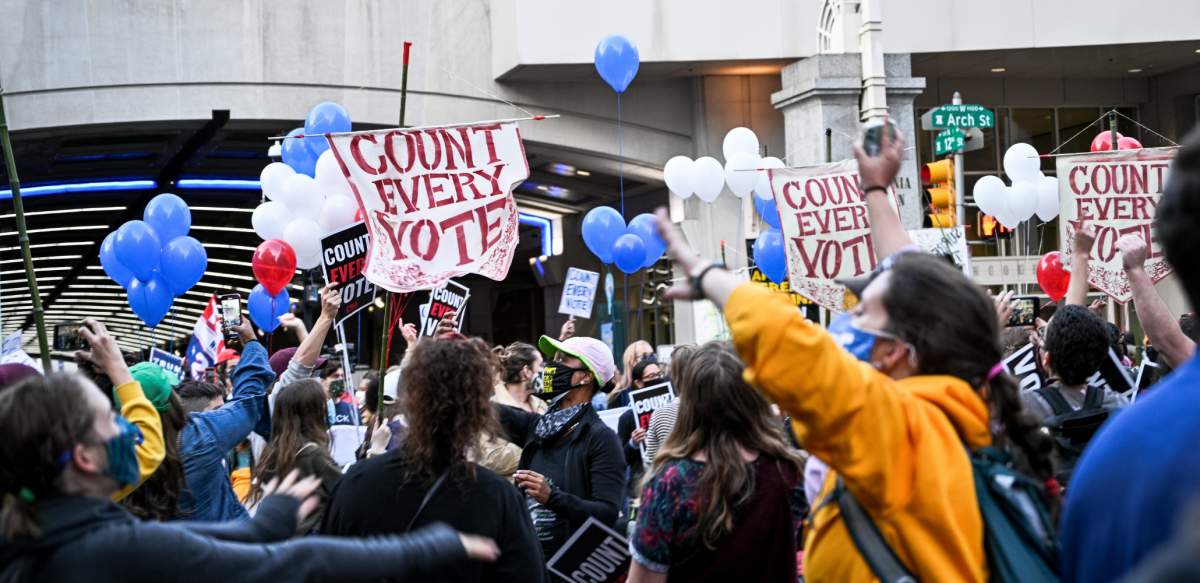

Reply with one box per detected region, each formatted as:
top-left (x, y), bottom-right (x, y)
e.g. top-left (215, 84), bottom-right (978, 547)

top-left (75, 351), bottom-right (141, 405)
top-left (1045, 305), bottom-right (1111, 386)
top-left (398, 336), bottom-right (500, 488)
top-left (494, 342), bottom-right (540, 384)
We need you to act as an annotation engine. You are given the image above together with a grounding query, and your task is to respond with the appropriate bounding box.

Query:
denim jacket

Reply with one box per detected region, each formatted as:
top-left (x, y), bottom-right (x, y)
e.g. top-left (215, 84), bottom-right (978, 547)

top-left (176, 341), bottom-right (275, 522)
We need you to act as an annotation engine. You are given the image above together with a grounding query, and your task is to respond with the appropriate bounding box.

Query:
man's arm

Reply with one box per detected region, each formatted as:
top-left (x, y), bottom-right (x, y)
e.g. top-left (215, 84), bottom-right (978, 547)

top-left (277, 313), bottom-right (308, 343)
top-left (1066, 221), bottom-right (1096, 306)
top-left (854, 117), bottom-right (914, 261)
top-left (292, 286), bottom-right (341, 369)
top-left (1118, 234), bottom-right (1196, 368)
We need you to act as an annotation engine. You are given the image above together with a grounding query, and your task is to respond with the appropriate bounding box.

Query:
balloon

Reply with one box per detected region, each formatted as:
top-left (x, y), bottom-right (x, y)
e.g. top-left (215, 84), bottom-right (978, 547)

top-left (692, 157), bottom-right (725, 203)
top-left (143, 193), bottom-right (191, 242)
top-left (627, 214), bottom-right (666, 268)
top-left (248, 284), bottom-right (291, 333)
top-left (994, 188), bottom-right (1021, 229)
top-left (314, 150), bottom-right (353, 198)
top-left (159, 236), bottom-right (207, 296)
top-left (252, 240), bottom-right (297, 296)
top-left (1037, 251), bottom-right (1070, 302)
top-left (612, 233), bottom-right (647, 274)
top-left (304, 102), bottom-right (352, 157)
top-left (100, 232), bottom-right (135, 289)
top-left (723, 127), bottom-right (760, 162)
top-left (1090, 131), bottom-right (1124, 152)
top-left (251, 201), bottom-right (295, 242)
top-left (282, 128), bottom-right (317, 177)
top-left (663, 156), bottom-right (695, 199)
top-left (753, 228), bottom-right (787, 285)
top-left (1035, 176), bottom-right (1060, 222)
top-left (260, 162), bottom-right (296, 201)
top-left (1008, 181), bottom-right (1039, 221)
top-left (755, 194), bottom-right (781, 229)
top-left (973, 175), bottom-right (1006, 217)
top-left (114, 220), bottom-right (162, 282)
top-left (582, 206), bottom-right (625, 264)
top-left (1118, 136), bottom-right (1142, 150)
top-left (724, 152), bottom-right (761, 198)
top-left (283, 219), bottom-right (323, 258)
top-left (1003, 143), bottom-right (1042, 184)
top-left (318, 195), bottom-right (359, 234)
top-left (594, 35), bottom-right (640, 93)
top-left (127, 273), bottom-right (174, 327)
top-left (754, 157), bottom-right (785, 200)
top-left (296, 252), bottom-right (322, 270)
top-left (279, 174), bottom-right (322, 221)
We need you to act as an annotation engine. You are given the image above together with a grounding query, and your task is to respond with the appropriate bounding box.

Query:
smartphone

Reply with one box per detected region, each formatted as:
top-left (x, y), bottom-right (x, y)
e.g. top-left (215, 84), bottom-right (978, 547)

top-left (53, 322), bottom-right (90, 351)
top-left (219, 294), bottom-right (242, 340)
top-left (861, 118), bottom-right (899, 157)
top-left (1006, 296), bottom-right (1041, 327)
top-left (204, 367), bottom-right (216, 383)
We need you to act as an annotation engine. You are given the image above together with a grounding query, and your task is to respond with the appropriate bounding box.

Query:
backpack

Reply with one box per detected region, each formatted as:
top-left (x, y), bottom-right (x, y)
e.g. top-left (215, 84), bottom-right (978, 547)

top-left (1035, 384), bottom-right (1109, 485)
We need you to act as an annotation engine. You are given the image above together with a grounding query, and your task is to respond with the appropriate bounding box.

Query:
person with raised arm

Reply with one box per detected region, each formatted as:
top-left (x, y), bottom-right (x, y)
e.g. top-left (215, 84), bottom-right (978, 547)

top-left (1066, 221), bottom-right (1096, 307)
top-left (1117, 233), bottom-right (1196, 368)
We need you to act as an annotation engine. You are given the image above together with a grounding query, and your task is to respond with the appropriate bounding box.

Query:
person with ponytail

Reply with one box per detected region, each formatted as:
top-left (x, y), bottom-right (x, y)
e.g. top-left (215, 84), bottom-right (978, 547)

top-left (644, 124), bottom-right (1054, 583)
top-left (478, 342), bottom-right (548, 481)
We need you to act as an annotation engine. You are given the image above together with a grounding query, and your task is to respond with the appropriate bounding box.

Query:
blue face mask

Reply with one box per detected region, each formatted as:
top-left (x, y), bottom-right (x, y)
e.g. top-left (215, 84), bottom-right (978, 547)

top-left (828, 313), bottom-right (882, 362)
top-left (105, 416), bottom-right (144, 487)
top-left (327, 399), bottom-right (337, 426)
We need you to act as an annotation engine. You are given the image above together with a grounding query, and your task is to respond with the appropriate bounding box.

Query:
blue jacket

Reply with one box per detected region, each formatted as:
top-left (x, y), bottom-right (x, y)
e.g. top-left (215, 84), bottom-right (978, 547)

top-left (176, 340), bottom-right (275, 522)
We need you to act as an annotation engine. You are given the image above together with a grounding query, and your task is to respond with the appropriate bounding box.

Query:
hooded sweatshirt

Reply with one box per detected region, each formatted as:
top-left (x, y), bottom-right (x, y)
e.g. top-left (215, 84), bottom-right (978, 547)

top-left (726, 284), bottom-right (990, 583)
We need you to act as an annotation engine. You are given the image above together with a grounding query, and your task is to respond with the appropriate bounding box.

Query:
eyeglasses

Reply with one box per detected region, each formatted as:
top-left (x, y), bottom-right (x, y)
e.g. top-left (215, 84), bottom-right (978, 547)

top-left (643, 371), bottom-right (663, 382)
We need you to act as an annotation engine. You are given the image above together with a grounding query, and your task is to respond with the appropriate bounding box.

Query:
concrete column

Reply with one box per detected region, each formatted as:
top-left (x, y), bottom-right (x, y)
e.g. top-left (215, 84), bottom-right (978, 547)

top-left (858, 0), bottom-right (889, 121)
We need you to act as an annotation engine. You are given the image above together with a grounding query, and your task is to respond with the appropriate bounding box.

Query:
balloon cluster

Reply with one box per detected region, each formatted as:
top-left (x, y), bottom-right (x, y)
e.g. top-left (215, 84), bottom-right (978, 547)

top-left (581, 210), bottom-right (667, 274)
top-left (100, 194), bottom-right (207, 327)
top-left (253, 102), bottom-right (360, 270)
top-left (973, 143), bottom-right (1059, 229)
top-left (1090, 132), bottom-right (1142, 152)
top-left (663, 128), bottom-right (784, 203)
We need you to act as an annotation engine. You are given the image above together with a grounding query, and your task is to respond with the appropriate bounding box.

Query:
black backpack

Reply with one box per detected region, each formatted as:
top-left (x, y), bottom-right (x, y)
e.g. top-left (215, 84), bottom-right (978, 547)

top-left (1034, 384), bottom-right (1109, 485)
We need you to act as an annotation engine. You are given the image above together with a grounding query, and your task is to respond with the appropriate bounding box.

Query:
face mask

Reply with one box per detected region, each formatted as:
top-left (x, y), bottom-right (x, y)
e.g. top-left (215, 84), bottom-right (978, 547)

top-left (105, 416), bottom-right (144, 487)
top-left (327, 399), bottom-right (337, 426)
top-left (828, 313), bottom-right (909, 369)
top-left (540, 360), bottom-right (592, 400)
top-left (327, 379), bottom-right (345, 398)
top-left (529, 373), bottom-right (544, 394)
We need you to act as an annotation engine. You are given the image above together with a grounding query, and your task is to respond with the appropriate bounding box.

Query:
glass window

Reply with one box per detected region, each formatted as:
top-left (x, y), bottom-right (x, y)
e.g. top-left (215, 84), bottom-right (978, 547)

top-left (1058, 108), bottom-right (1102, 156)
top-left (626, 257), bottom-right (674, 348)
top-left (1008, 109), bottom-right (1056, 174)
top-left (963, 124), bottom-right (998, 171)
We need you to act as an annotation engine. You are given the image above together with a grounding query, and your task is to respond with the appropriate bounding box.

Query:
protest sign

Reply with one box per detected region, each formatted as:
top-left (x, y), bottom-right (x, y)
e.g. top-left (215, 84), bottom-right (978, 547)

top-left (546, 517), bottom-right (631, 583)
top-left (1057, 147), bottom-right (1177, 303)
top-left (418, 280), bottom-right (469, 337)
top-left (324, 121), bottom-right (530, 292)
top-left (630, 381), bottom-right (676, 452)
top-left (598, 406), bottom-right (627, 434)
top-left (319, 221), bottom-right (377, 325)
top-left (149, 348), bottom-right (184, 380)
top-left (1085, 347), bottom-right (1134, 396)
top-left (1131, 360), bottom-right (1159, 402)
top-left (1, 330), bottom-right (37, 370)
top-left (1003, 342), bottom-right (1045, 392)
top-left (559, 268), bottom-right (600, 319)
top-left (908, 226), bottom-right (970, 277)
top-left (768, 161), bottom-right (901, 312)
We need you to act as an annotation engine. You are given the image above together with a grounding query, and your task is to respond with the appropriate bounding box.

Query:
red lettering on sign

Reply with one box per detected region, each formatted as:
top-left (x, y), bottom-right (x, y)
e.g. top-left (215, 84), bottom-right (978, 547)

top-left (475, 198), bottom-right (508, 254)
top-left (821, 240), bottom-right (842, 279)
top-left (391, 176), bottom-right (420, 213)
top-left (416, 130), bottom-right (443, 170)
top-left (374, 212), bottom-right (410, 260)
top-left (1095, 226), bottom-right (1118, 262)
top-left (1069, 166), bottom-right (1091, 196)
top-left (450, 173), bottom-right (474, 203)
top-left (440, 129), bottom-right (476, 170)
top-left (851, 205), bottom-right (868, 230)
top-left (812, 209), bottom-right (833, 234)
top-left (842, 234), bottom-right (870, 276)
top-left (1132, 196), bottom-right (1149, 219)
top-left (1113, 197), bottom-right (1132, 220)
top-left (832, 207), bottom-right (852, 232)
top-left (1111, 165), bottom-right (1129, 195)
top-left (427, 174), bottom-right (456, 207)
top-left (472, 124), bottom-right (504, 165)
top-left (384, 131), bottom-right (416, 174)
top-left (794, 238), bottom-right (827, 278)
top-left (371, 178), bottom-right (400, 214)
top-left (473, 164), bottom-right (506, 197)
top-left (1091, 165), bottom-right (1111, 195)
top-left (1076, 198), bottom-right (1096, 221)
top-left (439, 209), bottom-right (478, 266)
top-left (843, 175), bottom-right (864, 202)
top-left (805, 179), bottom-right (828, 207)
top-left (823, 177), bottom-right (843, 205)
top-left (410, 219), bottom-right (439, 261)
top-left (1151, 164), bottom-right (1169, 193)
top-left (1094, 197), bottom-right (1113, 220)
top-left (351, 134), bottom-right (387, 175)
top-left (1129, 164), bottom-right (1147, 194)
top-left (782, 181), bottom-right (805, 210)
top-left (794, 213), bottom-right (814, 237)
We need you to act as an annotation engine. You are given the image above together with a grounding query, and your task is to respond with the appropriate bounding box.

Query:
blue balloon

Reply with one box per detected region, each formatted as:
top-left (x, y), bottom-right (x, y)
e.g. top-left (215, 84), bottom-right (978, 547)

top-left (160, 236), bottom-right (208, 296)
top-left (627, 213), bottom-right (666, 268)
top-left (594, 35), bottom-right (640, 93)
top-left (127, 273), bottom-right (174, 327)
top-left (755, 194), bottom-right (782, 229)
top-left (248, 284), bottom-right (291, 333)
top-left (305, 102), bottom-right (352, 157)
top-left (612, 233), bottom-right (647, 274)
top-left (282, 127), bottom-right (318, 177)
top-left (753, 228), bottom-right (788, 285)
top-left (100, 231), bottom-right (135, 289)
top-left (582, 206), bottom-right (625, 264)
top-left (144, 193), bottom-right (192, 242)
top-left (114, 220), bottom-right (162, 282)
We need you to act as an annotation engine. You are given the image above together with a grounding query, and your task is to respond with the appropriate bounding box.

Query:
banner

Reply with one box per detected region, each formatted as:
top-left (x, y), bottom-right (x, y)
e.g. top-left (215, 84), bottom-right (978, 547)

top-left (418, 280), bottom-right (470, 338)
top-left (630, 381), bottom-right (676, 453)
top-left (325, 122), bottom-right (531, 292)
top-left (149, 348), bottom-right (185, 380)
top-left (768, 161), bottom-right (901, 312)
top-left (1057, 147), bottom-right (1177, 303)
top-left (558, 268), bottom-right (600, 319)
top-left (908, 226), bottom-right (970, 277)
top-left (320, 221), bottom-right (377, 325)
top-left (546, 517), bottom-right (631, 583)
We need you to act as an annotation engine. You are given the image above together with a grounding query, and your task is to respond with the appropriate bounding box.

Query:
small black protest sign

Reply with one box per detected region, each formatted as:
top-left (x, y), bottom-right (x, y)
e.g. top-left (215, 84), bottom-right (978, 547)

top-left (1085, 347), bottom-right (1133, 395)
top-left (320, 221), bottom-right (376, 326)
top-left (546, 517), bottom-right (631, 583)
top-left (1003, 343), bottom-right (1045, 392)
top-left (418, 280), bottom-right (469, 337)
top-left (630, 381), bottom-right (675, 434)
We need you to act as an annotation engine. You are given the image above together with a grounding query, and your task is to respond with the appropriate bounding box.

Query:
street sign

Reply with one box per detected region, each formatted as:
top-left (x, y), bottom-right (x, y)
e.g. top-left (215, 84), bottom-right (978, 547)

top-left (935, 128), bottom-right (965, 155)
top-left (928, 104), bottom-right (994, 129)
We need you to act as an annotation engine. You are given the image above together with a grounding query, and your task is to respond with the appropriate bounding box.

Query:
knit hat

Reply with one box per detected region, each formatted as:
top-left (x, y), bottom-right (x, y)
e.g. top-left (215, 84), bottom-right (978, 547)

top-left (120, 362), bottom-right (179, 411)
top-left (268, 347), bottom-right (327, 378)
top-left (0, 363), bottom-right (40, 390)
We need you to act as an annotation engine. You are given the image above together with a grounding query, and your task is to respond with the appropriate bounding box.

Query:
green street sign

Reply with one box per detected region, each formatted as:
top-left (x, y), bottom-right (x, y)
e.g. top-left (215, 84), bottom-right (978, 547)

top-left (935, 128), bottom-right (965, 155)
top-left (929, 104), bottom-right (994, 129)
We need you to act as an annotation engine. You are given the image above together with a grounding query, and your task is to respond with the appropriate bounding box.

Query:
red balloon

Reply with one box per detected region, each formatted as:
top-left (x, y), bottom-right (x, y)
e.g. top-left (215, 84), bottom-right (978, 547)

top-left (1090, 132), bottom-right (1124, 152)
top-left (252, 239), bottom-right (297, 296)
top-left (354, 207), bottom-right (364, 222)
top-left (1037, 251), bottom-right (1070, 302)
top-left (1117, 136), bottom-right (1142, 150)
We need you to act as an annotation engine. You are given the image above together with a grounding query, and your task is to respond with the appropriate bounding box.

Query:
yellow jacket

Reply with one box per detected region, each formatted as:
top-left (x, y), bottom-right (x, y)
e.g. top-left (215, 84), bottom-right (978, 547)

top-left (726, 284), bottom-right (990, 583)
top-left (111, 381), bottom-right (165, 502)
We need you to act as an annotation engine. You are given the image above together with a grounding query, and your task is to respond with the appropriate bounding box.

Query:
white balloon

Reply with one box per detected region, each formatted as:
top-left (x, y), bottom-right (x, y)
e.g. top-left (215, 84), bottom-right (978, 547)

top-left (973, 175), bottom-right (1006, 217)
top-left (755, 157), bottom-right (785, 200)
top-left (724, 152), bottom-right (761, 198)
top-left (295, 252), bottom-right (322, 270)
top-left (994, 189), bottom-right (1021, 229)
top-left (692, 157), bottom-right (725, 203)
top-left (282, 218), bottom-right (323, 258)
top-left (251, 201), bottom-right (295, 241)
top-left (260, 162), bottom-right (295, 201)
top-left (1003, 143), bottom-right (1042, 184)
top-left (663, 156), bottom-right (695, 199)
top-left (314, 150), bottom-right (353, 198)
top-left (280, 174), bottom-right (322, 221)
top-left (1035, 176), bottom-right (1060, 222)
top-left (318, 195), bottom-right (360, 234)
top-left (1008, 181), bottom-right (1039, 221)
top-left (722, 127), bottom-right (760, 162)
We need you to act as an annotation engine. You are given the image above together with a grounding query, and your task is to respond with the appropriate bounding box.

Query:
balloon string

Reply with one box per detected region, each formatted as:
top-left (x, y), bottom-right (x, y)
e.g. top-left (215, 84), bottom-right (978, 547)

top-left (618, 93), bottom-right (625, 221)
top-left (635, 268), bottom-right (643, 342)
top-left (137, 326), bottom-right (145, 361)
top-left (168, 307), bottom-right (176, 354)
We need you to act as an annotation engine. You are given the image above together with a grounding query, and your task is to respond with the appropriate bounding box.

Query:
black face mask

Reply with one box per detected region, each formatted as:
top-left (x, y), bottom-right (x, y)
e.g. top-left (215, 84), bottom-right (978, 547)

top-left (540, 360), bottom-right (592, 400)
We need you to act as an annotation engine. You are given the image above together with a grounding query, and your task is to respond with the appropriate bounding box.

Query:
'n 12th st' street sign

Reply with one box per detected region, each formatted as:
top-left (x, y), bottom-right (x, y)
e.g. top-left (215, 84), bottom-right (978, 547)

top-left (935, 128), bottom-right (965, 155)
top-left (928, 105), bottom-right (994, 129)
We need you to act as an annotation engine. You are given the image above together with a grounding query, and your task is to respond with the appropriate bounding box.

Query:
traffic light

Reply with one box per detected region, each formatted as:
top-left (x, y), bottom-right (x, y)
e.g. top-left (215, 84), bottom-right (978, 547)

top-left (922, 159), bottom-right (955, 227)
top-left (977, 211), bottom-right (1013, 241)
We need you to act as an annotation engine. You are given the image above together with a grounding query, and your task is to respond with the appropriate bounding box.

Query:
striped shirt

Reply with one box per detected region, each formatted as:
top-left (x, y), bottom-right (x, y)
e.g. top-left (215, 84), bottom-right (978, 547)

top-left (641, 400), bottom-right (680, 468)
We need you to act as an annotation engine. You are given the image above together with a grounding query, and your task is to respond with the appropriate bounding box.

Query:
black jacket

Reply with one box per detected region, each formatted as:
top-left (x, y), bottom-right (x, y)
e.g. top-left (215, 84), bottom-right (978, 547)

top-left (0, 494), bottom-right (465, 583)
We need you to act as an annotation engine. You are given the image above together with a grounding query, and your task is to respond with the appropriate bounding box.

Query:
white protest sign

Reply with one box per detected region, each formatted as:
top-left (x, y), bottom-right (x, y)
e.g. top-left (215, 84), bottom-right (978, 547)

top-left (1, 330), bottom-right (38, 371)
top-left (908, 226), bottom-right (970, 277)
top-left (325, 121), bottom-right (531, 292)
top-left (768, 161), bottom-right (901, 312)
top-left (558, 268), bottom-right (600, 319)
top-left (1057, 147), bottom-right (1177, 303)
top-left (1003, 342), bottom-right (1045, 392)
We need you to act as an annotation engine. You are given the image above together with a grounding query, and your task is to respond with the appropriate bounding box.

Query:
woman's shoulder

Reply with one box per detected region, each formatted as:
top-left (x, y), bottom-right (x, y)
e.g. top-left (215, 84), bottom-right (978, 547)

top-left (648, 458), bottom-right (705, 489)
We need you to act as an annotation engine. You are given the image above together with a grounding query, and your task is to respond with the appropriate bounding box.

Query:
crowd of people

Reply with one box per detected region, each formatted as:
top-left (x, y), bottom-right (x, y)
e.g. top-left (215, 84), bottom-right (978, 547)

top-left (2, 124), bottom-right (1200, 583)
